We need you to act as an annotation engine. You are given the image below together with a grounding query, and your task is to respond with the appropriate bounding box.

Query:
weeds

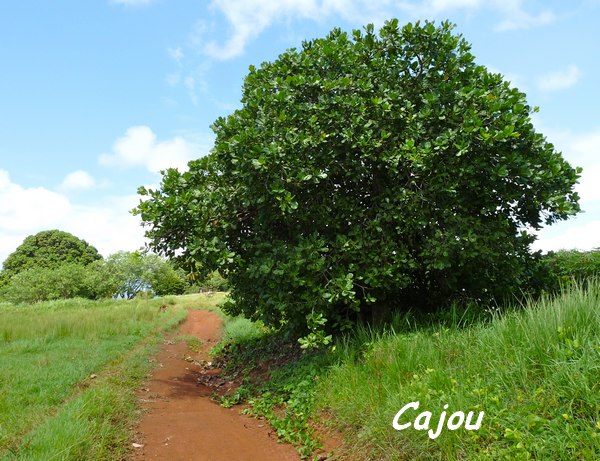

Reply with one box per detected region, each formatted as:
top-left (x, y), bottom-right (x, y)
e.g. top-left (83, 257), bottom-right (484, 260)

top-left (212, 325), bottom-right (331, 458)
top-left (173, 335), bottom-right (204, 352)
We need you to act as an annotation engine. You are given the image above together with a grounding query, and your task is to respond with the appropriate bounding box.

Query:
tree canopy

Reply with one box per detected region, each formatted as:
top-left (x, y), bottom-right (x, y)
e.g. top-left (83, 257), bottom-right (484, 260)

top-left (105, 251), bottom-right (187, 299)
top-left (135, 20), bottom-right (580, 343)
top-left (2, 230), bottom-right (102, 279)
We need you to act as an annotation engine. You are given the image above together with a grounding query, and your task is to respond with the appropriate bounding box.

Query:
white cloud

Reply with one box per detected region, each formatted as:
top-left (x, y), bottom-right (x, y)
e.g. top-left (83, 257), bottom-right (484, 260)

top-left (538, 65), bottom-right (581, 92)
top-left (168, 46), bottom-right (184, 65)
top-left (532, 126), bottom-right (600, 252)
top-left (0, 170), bottom-right (72, 234)
top-left (60, 170), bottom-right (97, 191)
top-left (532, 220), bottom-right (600, 252)
top-left (421, 0), bottom-right (481, 14)
top-left (0, 170), bottom-right (147, 266)
top-left (200, 0), bottom-right (557, 60)
top-left (183, 76), bottom-right (199, 106)
top-left (111, 0), bottom-right (154, 6)
top-left (494, 9), bottom-right (555, 31)
top-left (203, 0), bottom-right (358, 60)
top-left (166, 72), bottom-right (181, 87)
top-left (63, 195), bottom-right (147, 260)
top-left (164, 49), bottom-right (211, 105)
top-left (98, 126), bottom-right (198, 173)
top-left (558, 130), bottom-right (600, 206)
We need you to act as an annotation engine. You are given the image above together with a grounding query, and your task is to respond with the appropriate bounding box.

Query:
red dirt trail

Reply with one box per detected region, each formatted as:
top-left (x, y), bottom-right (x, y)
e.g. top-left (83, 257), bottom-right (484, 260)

top-left (131, 310), bottom-right (299, 461)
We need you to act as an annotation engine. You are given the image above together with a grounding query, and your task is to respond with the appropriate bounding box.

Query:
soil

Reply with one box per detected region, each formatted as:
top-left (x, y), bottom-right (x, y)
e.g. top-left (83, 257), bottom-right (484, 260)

top-left (131, 310), bottom-right (300, 461)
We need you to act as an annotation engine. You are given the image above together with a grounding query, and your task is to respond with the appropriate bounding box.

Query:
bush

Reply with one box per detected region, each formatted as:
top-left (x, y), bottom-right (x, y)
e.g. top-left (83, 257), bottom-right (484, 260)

top-left (201, 271), bottom-right (229, 291)
top-left (544, 249), bottom-right (600, 290)
top-left (149, 264), bottom-right (187, 296)
top-left (1, 263), bottom-right (119, 304)
top-left (135, 20), bottom-right (580, 342)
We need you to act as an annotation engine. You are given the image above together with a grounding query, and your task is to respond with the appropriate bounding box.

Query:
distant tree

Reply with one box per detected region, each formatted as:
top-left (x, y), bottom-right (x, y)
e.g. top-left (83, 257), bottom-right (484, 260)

top-left (1, 251), bottom-right (188, 304)
top-left (105, 251), bottom-right (186, 299)
top-left (82, 259), bottom-right (123, 300)
top-left (135, 20), bottom-right (581, 343)
top-left (3, 263), bottom-right (91, 304)
top-left (148, 263), bottom-right (187, 296)
top-left (2, 268), bottom-right (56, 304)
top-left (2, 230), bottom-right (101, 280)
top-left (544, 249), bottom-right (600, 291)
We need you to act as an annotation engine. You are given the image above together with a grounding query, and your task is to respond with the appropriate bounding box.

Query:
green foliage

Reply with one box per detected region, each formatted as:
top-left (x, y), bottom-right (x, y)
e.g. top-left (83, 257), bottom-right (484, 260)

top-left (148, 262), bottom-right (187, 296)
top-left (200, 270), bottom-right (229, 291)
top-left (212, 330), bottom-right (327, 458)
top-left (219, 315), bottom-right (264, 344)
top-left (242, 361), bottom-right (324, 459)
top-left (185, 270), bottom-right (229, 293)
top-left (104, 251), bottom-right (187, 299)
top-left (1, 251), bottom-right (186, 303)
top-left (135, 20), bottom-right (580, 340)
top-left (1, 263), bottom-right (118, 304)
top-left (544, 249), bottom-right (600, 290)
top-left (1, 230), bottom-right (101, 279)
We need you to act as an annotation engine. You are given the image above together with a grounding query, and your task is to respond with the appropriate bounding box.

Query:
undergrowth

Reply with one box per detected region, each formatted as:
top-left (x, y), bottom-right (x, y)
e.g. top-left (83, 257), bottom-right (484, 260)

top-left (213, 282), bottom-right (600, 460)
top-left (212, 327), bottom-right (331, 459)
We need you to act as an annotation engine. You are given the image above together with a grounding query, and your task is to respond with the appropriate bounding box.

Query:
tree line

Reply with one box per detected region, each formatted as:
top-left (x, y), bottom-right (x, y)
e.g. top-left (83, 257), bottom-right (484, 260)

top-left (0, 230), bottom-right (226, 304)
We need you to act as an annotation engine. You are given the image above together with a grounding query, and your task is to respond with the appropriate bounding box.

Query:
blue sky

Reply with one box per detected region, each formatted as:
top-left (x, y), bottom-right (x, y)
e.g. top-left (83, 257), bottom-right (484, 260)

top-left (1, 0), bottom-right (599, 264)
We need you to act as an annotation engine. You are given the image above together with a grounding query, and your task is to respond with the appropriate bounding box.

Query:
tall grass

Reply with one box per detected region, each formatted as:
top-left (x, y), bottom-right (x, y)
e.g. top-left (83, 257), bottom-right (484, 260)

top-left (316, 282), bottom-right (600, 460)
top-left (219, 316), bottom-right (265, 344)
top-left (0, 294), bottom-right (209, 459)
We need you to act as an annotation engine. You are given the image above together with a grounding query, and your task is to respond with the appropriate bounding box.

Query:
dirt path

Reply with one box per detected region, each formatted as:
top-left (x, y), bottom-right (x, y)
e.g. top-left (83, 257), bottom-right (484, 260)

top-left (131, 310), bottom-right (299, 461)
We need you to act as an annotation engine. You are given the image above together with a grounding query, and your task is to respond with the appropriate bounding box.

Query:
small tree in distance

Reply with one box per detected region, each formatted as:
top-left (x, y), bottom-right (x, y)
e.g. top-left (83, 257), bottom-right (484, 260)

top-left (105, 251), bottom-right (187, 299)
top-left (135, 20), bottom-right (580, 344)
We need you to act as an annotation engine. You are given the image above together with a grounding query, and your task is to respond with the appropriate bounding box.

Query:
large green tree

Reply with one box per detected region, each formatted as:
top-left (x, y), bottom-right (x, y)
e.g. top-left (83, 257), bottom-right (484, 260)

top-left (2, 230), bottom-right (102, 279)
top-left (135, 20), bottom-right (580, 341)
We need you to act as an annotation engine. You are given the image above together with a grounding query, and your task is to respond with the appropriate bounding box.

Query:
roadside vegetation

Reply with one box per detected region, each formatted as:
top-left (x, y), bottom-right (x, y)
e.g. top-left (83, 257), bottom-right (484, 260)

top-left (213, 279), bottom-right (600, 460)
top-left (319, 281), bottom-right (600, 460)
top-left (0, 293), bottom-right (219, 460)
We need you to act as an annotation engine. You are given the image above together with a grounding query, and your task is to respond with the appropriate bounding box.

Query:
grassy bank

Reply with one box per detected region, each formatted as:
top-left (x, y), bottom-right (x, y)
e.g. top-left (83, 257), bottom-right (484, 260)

top-left (316, 282), bottom-right (600, 459)
top-left (216, 283), bottom-right (600, 460)
top-left (0, 294), bottom-right (220, 460)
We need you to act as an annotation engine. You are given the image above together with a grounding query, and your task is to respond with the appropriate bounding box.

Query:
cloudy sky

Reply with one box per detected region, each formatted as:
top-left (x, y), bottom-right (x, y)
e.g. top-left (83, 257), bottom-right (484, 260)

top-left (1, 0), bottom-right (599, 264)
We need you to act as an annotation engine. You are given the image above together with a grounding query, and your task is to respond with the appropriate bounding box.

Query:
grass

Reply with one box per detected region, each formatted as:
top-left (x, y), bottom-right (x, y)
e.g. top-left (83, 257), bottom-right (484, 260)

top-left (213, 283), bottom-right (600, 460)
top-left (0, 293), bottom-right (222, 460)
top-left (315, 282), bottom-right (600, 460)
top-left (217, 315), bottom-right (264, 345)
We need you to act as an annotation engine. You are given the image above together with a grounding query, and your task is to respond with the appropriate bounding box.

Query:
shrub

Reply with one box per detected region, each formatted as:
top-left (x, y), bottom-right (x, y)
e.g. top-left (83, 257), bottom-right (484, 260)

top-left (544, 249), bottom-right (600, 290)
top-left (135, 20), bottom-right (580, 342)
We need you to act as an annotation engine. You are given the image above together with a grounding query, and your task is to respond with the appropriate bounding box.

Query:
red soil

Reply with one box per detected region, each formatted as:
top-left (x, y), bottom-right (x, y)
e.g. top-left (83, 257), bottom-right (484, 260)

top-left (131, 310), bottom-right (299, 461)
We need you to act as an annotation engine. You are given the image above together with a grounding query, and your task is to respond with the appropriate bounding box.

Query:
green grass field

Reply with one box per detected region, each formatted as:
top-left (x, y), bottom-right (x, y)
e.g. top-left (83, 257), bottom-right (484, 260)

top-left (0, 293), bottom-right (223, 460)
